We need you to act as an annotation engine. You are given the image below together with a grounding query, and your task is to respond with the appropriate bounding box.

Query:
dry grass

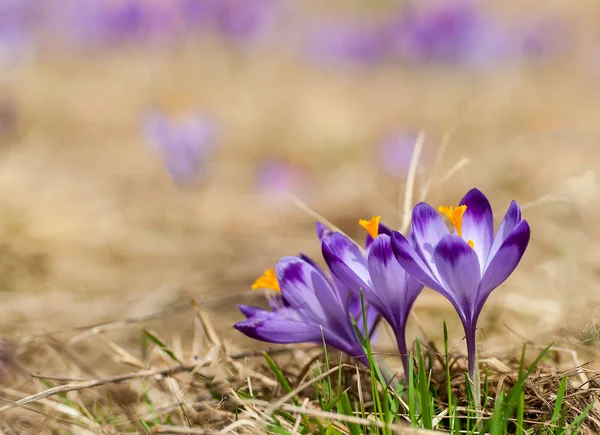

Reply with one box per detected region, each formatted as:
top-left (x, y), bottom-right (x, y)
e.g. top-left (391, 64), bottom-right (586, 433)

top-left (1, 2), bottom-right (600, 431)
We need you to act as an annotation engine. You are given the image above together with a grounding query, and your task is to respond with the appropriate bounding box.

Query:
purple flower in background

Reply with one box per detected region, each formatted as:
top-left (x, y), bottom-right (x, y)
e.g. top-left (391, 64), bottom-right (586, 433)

top-left (306, 21), bottom-right (398, 64)
top-left (511, 18), bottom-right (570, 59)
top-left (379, 132), bottom-right (418, 177)
top-left (0, 0), bottom-right (36, 67)
top-left (395, 0), bottom-right (509, 66)
top-left (211, 0), bottom-right (278, 40)
top-left (143, 111), bottom-right (216, 185)
top-left (178, 0), bottom-right (279, 40)
top-left (63, 0), bottom-right (182, 47)
top-left (306, 1), bottom-right (568, 69)
top-left (395, 0), bottom-right (568, 67)
top-left (235, 223), bottom-right (380, 366)
top-left (255, 160), bottom-right (306, 196)
top-left (0, 0), bottom-right (32, 45)
top-left (391, 188), bottom-right (530, 396)
top-left (322, 217), bottom-right (424, 379)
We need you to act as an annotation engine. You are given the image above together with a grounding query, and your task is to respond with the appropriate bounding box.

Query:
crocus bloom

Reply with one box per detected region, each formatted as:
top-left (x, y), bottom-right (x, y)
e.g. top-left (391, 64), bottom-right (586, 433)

top-left (255, 160), bottom-right (307, 196)
top-left (143, 110), bottom-right (216, 186)
top-left (306, 21), bottom-right (397, 65)
top-left (211, 0), bottom-right (278, 40)
top-left (234, 224), bottom-right (379, 366)
top-left (379, 132), bottom-right (418, 178)
top-left (391, 188), bottom-right (530, 383)
top-left (322, 217), bottom-right (424, 379)
top-left (60, 0), bottom-right (184, 47)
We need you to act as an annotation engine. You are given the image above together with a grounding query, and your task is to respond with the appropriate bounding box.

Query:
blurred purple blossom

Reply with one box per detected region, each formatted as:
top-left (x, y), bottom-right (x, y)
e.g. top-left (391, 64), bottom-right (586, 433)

top-left (379, 132), bottom-right (418, 178)
top-left (0, 0), bottom-right (32, 46)
top-left (0, 0), bottom-right (36, 67)
top-left (210, 0), bottom-right (279, 40)
top-left (255, 160), bottom-right (307, 196)
top-left (143, 111), bottom-right (217, 186)
top-left (35, 0), bottom-right (279, 49)
top-left (62, 0), bottom-right (183, 47)
top-left (306, 21), bottom-right (397, 64)
top-left (306, 0), bottom-right (568, 67)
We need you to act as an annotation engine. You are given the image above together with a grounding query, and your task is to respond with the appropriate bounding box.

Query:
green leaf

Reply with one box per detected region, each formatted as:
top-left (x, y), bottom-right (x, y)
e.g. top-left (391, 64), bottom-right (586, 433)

top-left (142, 329), bottom-right (181, 363)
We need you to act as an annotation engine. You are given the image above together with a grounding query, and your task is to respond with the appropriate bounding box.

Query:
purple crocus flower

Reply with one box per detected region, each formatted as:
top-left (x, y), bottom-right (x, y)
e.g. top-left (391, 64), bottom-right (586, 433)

top-left (62, 0), bottom-right (182, 48)
top-left (143, 110), bottom-right (216, 186)
top-left (0, 0), bottom-right (32, 46)
top-left (255, 160), bottom-right (306, 196)
top-left (212, 0), bottom-right (278, 40)
top-left (306, 21), bottom-right (398, 65)
top-left (379, 132), bottom-right (418, 178)
top-left (235, 224), bottom-right (379, 366)
top-left (321, 217), bottom-right (424, 380)
top-left (395, 0), bottom-right (510, 67)
top-left (390, 188), bottom-right (530, 392)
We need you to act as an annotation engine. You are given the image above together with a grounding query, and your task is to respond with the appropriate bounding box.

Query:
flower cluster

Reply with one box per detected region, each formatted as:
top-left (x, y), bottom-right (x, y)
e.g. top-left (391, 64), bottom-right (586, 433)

top-left (307, 0), bottom-right (567, 68)
top-left (235, 188), bottom-right (530, 389)
top-left (234, 223), bottom-right (380, 367)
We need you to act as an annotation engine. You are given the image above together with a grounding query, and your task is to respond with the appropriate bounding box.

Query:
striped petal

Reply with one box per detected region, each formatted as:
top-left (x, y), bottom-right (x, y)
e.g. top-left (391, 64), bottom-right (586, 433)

top-left (391, 231), bottom-right (446, 295)
top-left (433, 234), bottom-right (481, 322)
top-left (459, 188), bottom-right (494, 272)
top-left (485, 200), bottom-right (522, 269)
top-left (411, 202), bottom-right (450, 271)
top-left (476, 220), bottom-right (530, 314)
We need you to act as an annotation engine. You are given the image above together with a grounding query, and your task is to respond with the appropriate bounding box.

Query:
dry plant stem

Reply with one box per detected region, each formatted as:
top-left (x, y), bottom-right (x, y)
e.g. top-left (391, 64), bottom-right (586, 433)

top-left (0, 363), bottom-right (202, 413)
top-left (400, 131), bottom-right (425, 234)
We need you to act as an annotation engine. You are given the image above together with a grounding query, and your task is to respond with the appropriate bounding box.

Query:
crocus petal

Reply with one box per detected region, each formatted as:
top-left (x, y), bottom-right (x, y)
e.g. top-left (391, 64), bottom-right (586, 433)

top-left (316, 222), bottom-right (333, 241)
top-left (365, 221), bottom-right (393, 249)
top-left (433, 234), bottom-right (481, 321)
top-left (238, 304), bottom-right (267, 319)
top-left (460, 188), bottom-right (494, 271)
top-left (268, 294), bottom-right (288, 311)
top-left (234, 316), bottom-right (323, 344)
top-left (348, 295), bottom-right (380, 336)
top-left (391, 231), bottom-right (446, 295)
top-left (298, 253), bottom-right (329, 281)
top-left (476, 220), bottom-right (530, 314)
top-left (276, 257), bottom-right (344, 325)
top-left (411, 202), bottom-right (449, 270)
top-left (323, 239), bottom-right (373, 304)
top-left (367, 234), bottom-right (423, 329)
top-left (300, 251), bottom-right (354, 307)
top-left (485, 200), bottom-right (521, 268)
top-left (321, 233), bottom-right (371, 286)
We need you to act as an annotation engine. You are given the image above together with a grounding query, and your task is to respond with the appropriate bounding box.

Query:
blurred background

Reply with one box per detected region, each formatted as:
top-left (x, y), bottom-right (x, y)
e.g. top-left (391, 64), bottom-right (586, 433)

top-left (0, 0), bottom-right (600, 367)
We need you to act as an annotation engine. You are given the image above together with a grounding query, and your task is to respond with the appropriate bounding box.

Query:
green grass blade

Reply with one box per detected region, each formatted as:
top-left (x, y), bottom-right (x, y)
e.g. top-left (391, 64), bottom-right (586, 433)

top-left (564, 402), bottom-right (593, 434)
top-left (550, 374), bottom-right (568, 432)
top-left (489, 388), bottom-right (505, 435)
top-left (263, 352), bottom-right (300, 407)
top-left (415, 340), bottom-right (433, 430)
top-left (142, 329), bottom-right (181, 363)
top-left (516, 384), bottom-right (525, 435)
top-left (408, 352), bottom-right (417, 426)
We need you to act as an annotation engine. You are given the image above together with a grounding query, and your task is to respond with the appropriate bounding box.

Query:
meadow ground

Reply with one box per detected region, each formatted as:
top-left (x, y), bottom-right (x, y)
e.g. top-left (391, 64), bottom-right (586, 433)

top-left (2, 2), bottom-right (600, 433)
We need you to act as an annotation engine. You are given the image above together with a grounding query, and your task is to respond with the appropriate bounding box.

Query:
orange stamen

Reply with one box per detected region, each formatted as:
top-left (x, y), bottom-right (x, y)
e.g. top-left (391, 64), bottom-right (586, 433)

top-left (252, 269), bottom-right (280, 292)
top-left (439, 205), bottom-right (475, 250)
top-left (359, 216), bottom-right (381, 239)
top-left (438, 205), bottom-right (467, 237)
